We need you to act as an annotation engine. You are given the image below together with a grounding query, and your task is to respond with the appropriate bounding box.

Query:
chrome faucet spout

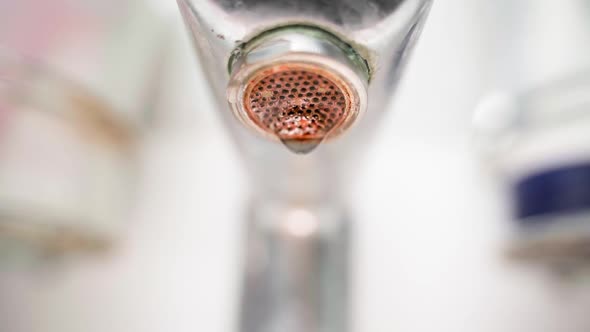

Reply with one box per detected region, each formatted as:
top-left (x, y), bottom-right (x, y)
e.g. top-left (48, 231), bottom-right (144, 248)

top-left (177, 1), bottom-right (432, 331)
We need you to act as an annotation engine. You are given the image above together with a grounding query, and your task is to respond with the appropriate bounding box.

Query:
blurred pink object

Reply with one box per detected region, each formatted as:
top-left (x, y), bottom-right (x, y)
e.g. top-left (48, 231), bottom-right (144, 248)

top-left (0, 0), bottom-right (171, 260)
top-left (0, 0), bottom-right (171, 125)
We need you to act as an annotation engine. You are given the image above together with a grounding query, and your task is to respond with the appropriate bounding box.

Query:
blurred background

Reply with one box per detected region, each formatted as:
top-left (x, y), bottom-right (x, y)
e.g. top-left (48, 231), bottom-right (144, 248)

top-left (2, 0), bottom-right (590, 331)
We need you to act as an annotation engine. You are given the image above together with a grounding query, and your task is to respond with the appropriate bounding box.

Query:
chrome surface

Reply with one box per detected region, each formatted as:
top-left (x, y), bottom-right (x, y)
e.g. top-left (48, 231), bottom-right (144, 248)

top-left (177, 1), bottom-right (432, 331)
top-left (241, 201), bottom-right (349, 332)
top-left (178, 0), bottom-right (432, 202)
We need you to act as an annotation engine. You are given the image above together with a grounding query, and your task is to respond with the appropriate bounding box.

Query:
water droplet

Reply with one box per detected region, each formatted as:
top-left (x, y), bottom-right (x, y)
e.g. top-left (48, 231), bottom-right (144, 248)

top-left (280, 137), bottom-right (324, 154)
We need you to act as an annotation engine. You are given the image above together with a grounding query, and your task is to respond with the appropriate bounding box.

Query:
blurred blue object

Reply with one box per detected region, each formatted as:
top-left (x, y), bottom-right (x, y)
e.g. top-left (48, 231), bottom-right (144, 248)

top-left (515, 163), bottom-right (590, 220)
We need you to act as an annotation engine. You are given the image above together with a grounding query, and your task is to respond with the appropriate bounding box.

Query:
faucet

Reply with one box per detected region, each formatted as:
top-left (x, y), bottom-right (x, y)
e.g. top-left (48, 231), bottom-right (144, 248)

top-left (176, 1), bottom-right (432, 331)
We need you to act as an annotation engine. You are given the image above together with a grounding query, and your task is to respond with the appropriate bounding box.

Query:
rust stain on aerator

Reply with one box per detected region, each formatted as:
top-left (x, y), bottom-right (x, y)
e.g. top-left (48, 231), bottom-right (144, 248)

top-left (243, 64), bottom-right (350, 154)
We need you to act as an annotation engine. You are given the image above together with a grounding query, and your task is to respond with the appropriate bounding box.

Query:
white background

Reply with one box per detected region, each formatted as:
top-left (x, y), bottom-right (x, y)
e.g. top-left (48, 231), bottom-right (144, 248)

top-left (2, 1), bottom-right (590, 331)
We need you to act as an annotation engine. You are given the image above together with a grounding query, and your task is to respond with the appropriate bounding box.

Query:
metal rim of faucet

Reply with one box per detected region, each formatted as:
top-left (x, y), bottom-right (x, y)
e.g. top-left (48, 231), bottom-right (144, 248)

top-left (226, 25), bottom-right (369, 144)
